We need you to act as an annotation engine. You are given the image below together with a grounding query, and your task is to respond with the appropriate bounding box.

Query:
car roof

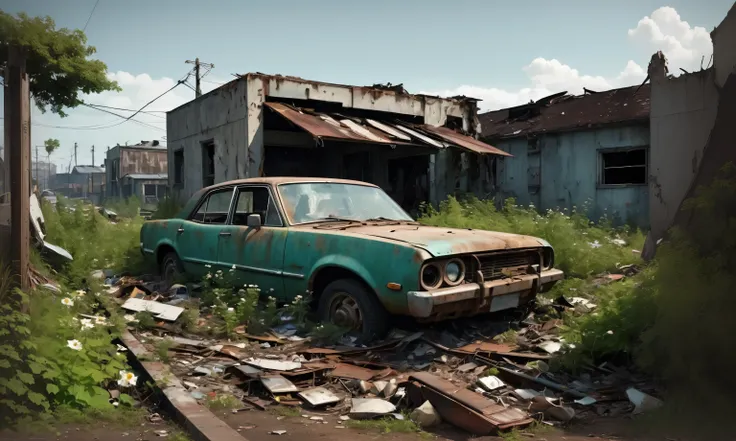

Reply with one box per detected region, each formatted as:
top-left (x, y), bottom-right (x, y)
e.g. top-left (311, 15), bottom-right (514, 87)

top-left (210, 176), bottom-right (380, 189)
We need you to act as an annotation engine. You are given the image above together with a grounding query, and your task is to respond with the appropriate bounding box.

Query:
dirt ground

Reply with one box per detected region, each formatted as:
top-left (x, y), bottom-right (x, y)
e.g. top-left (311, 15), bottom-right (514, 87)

top-left (0, 418), bottom-right (188, 441)
top-left (209, 407), bottom-right (675, 441)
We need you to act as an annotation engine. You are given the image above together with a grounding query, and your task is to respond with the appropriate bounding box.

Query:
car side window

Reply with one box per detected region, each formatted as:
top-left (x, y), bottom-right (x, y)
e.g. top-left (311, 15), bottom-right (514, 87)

top-left (190, 188), bottom-right (233, 224)
top-left (232, 187), bottom-right (282, 227)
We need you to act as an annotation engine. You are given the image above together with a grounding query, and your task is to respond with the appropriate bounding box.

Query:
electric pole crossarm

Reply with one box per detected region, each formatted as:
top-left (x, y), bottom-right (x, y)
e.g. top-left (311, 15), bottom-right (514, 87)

top-left (185, 58), bottom-right (214, 98)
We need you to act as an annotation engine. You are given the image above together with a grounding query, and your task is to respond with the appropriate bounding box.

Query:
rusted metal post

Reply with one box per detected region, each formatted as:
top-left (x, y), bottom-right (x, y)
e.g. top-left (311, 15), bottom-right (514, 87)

top-left (6, 46), bottom-right (31, 290)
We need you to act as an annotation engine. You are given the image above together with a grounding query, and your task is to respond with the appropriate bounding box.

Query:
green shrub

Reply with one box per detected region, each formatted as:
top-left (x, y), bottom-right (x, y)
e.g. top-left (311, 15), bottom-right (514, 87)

top-left (103, 197), bottom-right (141, 219)
top-left (150, 197), bottom-right (184, 220)
top-left (419, 197), bottom-right (644, 278)
top-left (40, 198), bottom-right (145, 285)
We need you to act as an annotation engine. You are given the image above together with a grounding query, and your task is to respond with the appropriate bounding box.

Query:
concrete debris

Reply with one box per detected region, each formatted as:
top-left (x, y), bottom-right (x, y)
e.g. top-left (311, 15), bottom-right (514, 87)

top-left (626, 388), bottom-right (663, 414)
top-left (349, 398), bottom-right (396, 419)
top-left (410, 401), bottom-right (441, 428)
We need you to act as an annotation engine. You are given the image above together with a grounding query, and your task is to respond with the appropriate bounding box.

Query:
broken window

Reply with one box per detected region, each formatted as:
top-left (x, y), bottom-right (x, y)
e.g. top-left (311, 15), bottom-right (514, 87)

top-left (599, 148), bottom-right (648, 185)
top-left (143, 184), bottom-right (157, 197)
top-left (190, 188), bottom-right (233, 224)
top-left (232, 186), bottom-right (282, 227)
top-left (202, 141), bottom-right (215, 187)
top-left (174, 149), bottom-right (184, 185)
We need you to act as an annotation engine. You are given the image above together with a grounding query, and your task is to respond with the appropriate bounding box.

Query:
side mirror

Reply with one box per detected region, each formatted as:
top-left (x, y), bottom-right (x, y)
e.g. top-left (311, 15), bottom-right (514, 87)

top-left (246, 213), bottom-right (262, 228)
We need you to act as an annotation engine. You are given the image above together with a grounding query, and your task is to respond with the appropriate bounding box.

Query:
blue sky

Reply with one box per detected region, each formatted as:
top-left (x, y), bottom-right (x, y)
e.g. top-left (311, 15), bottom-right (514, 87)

top-left (1, 0), bottom-right (733, 170)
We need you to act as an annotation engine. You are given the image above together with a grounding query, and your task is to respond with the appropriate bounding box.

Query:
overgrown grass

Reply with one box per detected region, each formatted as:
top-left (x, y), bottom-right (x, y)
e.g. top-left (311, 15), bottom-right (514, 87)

top-left (345, 415), bottom-right (429, 438)
top-left (419, 197), bottom-right (644, 278)
top-left (150, 197), bottom-right (184, 220)
top-left (41, 197), bottom-right (145, 286)
top-left (103, 196), bottom-right (141, 219)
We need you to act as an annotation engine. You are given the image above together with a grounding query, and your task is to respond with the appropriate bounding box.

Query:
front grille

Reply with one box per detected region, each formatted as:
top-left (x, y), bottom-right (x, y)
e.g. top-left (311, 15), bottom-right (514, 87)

top-left (473, 250), bottom-right (539, 281)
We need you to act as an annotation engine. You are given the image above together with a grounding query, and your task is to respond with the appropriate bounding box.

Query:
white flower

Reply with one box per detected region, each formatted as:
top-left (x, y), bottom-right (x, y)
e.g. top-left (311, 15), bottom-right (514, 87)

top-left (123, 314), bottom-right (138, 323)
top-left (94, 316), bottom-right (107, 325)
top-left (270, 288), bottom-right (275, 293)
top-left (206, 273), bottom-right (212, 279)
top-left (606, 330), bottom-right (614, 335)
top-left (231, 264), bottom-right (236, 269)
top-left (588, 240), bottom-right (602, 249)
top-left (75, 290), bottom-right (86, 297)
top-left (67, 339), bottom-right (82, 351)
top-left (216, 270), bottom-right (222, 274)
top-left (80, 318), bottom-right (95, 330)
top-left (205, 264), bottom-right (212, 268)
top-left (61, 297), bottom-right (74, 307)
top-left (227, 307), bottom-right (235, 312)
top-left (117, 370), bottom-right (138, 387)
top-left (116, 344), bottom-right (127, 352)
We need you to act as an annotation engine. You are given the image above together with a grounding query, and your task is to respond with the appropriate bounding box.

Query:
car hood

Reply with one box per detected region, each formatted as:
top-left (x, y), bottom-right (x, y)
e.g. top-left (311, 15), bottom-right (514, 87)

top-left (328, 223), bottom-right (549, 257)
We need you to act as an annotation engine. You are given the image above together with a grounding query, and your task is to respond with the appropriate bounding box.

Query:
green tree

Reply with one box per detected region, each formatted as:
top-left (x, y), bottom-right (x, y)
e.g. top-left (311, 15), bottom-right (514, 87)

top-left (0, 12), bottom-right (120, 117)
top-left (44, 138), bottom-right (60, 157)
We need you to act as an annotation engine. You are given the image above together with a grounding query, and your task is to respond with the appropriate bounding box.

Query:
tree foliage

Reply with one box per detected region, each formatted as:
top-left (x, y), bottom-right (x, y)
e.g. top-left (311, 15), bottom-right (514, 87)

top-left (44, 138), bottom-right (60, 156)
top-left (0, 12), bottom-right (120, 117)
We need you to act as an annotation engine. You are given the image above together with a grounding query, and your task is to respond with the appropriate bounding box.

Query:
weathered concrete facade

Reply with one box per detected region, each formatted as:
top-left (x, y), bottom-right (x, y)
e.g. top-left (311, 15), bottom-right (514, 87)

top-left (480, 86), bottom-right (651, 228)
top-left (105, 141), bottom-right (168, 199)
top-left (645, 3), bottom-right (736, 253)
top-left (166, 74), bottom-right (504, 212)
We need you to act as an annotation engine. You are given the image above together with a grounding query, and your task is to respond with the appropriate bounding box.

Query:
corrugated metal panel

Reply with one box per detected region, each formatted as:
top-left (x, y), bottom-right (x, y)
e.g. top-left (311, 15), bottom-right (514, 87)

top-left (365, 119), bottom-right (412, 141)
top-left (419, 125), bottom-right (513, 157)
top-left (123, 173), bottom-right (168, 180)
top-left (73, 166), bottom-right (105, 174)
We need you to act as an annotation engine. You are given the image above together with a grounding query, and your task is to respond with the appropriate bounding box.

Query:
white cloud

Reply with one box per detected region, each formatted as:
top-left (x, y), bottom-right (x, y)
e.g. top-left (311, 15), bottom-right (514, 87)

top-left (424, 6), bottom-right (711, 112)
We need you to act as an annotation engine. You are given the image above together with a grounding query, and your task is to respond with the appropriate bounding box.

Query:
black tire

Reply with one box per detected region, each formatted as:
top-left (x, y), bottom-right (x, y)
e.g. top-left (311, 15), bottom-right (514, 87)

top-left (160, 251), bottom-right (184, 288)
top-left (318, 278), bottom-right (390, 343)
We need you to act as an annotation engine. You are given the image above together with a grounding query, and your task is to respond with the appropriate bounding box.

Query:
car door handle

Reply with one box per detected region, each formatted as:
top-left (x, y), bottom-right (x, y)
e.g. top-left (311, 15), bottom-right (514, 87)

top-left (177, 227), bottom-right (184, 233)
top-left (219, 231), bottom-right (232, 237)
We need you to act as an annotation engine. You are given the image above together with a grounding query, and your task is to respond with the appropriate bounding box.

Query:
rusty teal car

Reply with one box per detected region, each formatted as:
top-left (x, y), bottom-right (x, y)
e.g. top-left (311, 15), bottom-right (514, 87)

top-left (140, 177), bottom-right (564, 340)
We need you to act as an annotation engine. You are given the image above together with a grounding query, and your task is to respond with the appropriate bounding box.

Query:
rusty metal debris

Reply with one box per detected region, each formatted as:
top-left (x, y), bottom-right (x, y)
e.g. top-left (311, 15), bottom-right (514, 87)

top-left (102, 266), bottom-right (659, 435)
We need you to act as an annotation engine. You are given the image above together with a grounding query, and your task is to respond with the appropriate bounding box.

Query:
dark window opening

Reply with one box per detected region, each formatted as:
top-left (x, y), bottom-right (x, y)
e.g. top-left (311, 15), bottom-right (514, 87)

top-left (144, 184), bottom-right (157, 197)
top-left (343, 151), bottom-right (371, 182)
top-left (202, 141), bottom-right (215, 187)
top-left (174, 149), bottom-right (184, 185)
top-left (600, 148), bottom-right (647, 185)
top-left (190, 188), bottom-right (232, 224)
top-left (232, 187), bottom-right (282, 227)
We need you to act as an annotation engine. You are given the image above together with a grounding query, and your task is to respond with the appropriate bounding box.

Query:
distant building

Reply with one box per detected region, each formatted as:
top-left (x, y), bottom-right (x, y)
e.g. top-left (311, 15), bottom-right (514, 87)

top-left (479, 85), bottom-right (651, 228)
top-left (105, 140), bottom-right (167, 203)
top-left (32, 159), bottom-right (57, 190)
top-left (50, 165), bottom-right (105, 203)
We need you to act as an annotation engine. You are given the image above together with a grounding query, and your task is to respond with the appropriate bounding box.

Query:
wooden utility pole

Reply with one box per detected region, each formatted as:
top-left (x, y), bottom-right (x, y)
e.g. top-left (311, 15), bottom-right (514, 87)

top-left (91, 144), bottom-right (95, 196)
top-left (185, 58), bottom-right (214, 98)
top-left (74, 142), bottom-right (78, 166)
top-left (5, 46), bottom-right (31, 290)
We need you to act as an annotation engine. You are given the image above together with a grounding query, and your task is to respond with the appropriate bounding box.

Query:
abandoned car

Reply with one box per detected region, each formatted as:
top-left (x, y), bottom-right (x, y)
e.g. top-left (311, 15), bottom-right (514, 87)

top-left (140, 177), bottom-right (564, 339)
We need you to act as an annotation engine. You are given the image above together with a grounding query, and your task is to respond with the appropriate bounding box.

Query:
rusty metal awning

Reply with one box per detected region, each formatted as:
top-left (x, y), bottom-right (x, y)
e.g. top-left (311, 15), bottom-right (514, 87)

top-left (264, 102), bottom-right (511, 156)
top-left (417, 125), bottom-right (513, 157)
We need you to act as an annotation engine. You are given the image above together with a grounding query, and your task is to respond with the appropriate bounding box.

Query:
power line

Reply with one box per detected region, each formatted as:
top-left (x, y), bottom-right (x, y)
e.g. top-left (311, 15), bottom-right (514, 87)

top-left (82, 103), bottom-right (168, 117)
top-left (83, 0), bottom-right (100, 32)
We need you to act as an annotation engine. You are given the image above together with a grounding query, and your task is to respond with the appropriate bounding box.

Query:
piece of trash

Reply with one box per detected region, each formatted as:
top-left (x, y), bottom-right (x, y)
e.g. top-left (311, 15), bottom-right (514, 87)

top-left (244, 358), bottom-right (302, 371)
top-left (477, 375), bottom-right (505, 391)
top-left (537, 341), bottom-right (562, 354)
top-left (190, 391), bottom-right (205, 400)
top-left (410, 401), bottom-right (442, 428)
top-left (574, 396), bottom-right (597, 406)
top-left (147, 413), bottom-right (163, 423)
top-left (382, 381), bottom-right (398, 399)
top-left (155, 430), bottom-right (169, 437)
top-left (261, 375), bottom-right (299, 394)
top-left (513, 389), bottom-right (541, 400)
top-left (261, 342), bottom-right (272, 349)
top-left (370, 381), bottom-right (388, 395)
top-left (193, 367), bottom-right (212, 376)
top-left (349, 398), bottom-right (396, 419)
top-left (309, 416), bottom-right (324, 421)
top-left (121, 298), bottom-right (184, 321)
top-left (270, 430), bottom-right (287, 435)
top-left (456, 362), bottom-right (478, 373)
top-left (298, 386), bottom-right (341, 407)
top-left (626, 388), bottom-right (663, 414)
top-left (339, 415), bottom-right (350, 421)
top-left (238, 425), bottom-right (256, 430)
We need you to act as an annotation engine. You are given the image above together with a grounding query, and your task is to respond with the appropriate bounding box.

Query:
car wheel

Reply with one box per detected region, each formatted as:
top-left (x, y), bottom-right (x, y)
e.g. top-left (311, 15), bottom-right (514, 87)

top-left (318, 278), bottom-right (390, 343)
top-left (160, 251), bottom-right (184, 288)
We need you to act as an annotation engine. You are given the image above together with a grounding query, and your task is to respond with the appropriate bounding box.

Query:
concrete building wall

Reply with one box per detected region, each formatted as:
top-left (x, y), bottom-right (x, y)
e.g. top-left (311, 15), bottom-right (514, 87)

top-left (649, 70), bottom-right (719, 239)
top-left (713, 5), bottom-right (736, 89)
top-left (166, 79), bottom-right (250, 201)
top-left (167, 74), bottom-right (490, 206)
top-left (496, 125), bottom-right (650, 228)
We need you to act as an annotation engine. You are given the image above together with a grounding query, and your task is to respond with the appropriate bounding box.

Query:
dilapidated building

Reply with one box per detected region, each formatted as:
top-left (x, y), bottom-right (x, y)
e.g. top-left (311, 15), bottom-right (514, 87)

top-left (165, 74), bottom-right (510, 214)
top-left (480, 86), bottom-right (651, 228)
top-left (105, 140), bottom-right (168, 201)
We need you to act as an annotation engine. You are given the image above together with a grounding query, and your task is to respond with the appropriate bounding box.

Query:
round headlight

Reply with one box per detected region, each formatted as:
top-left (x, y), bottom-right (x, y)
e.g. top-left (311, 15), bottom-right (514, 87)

top-left (420, 263), bottom-right (442, 290)
top-left (443, 259), bottom-right (465, 286)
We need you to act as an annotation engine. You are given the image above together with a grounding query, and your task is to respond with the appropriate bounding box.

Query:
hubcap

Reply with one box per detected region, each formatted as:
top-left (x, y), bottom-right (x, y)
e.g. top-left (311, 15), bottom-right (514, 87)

top-left (329, 293), bottom-right (362, 330)
top-left (163, 259), bottom-right (177, 285)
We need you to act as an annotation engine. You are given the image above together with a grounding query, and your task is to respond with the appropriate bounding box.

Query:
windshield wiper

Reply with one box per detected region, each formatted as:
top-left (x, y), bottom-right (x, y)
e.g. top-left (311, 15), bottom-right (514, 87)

top-left (364, 217), bottom-right (397, 222)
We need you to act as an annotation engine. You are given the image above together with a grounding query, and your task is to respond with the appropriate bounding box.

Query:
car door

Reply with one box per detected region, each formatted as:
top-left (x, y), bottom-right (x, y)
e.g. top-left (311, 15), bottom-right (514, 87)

top-left (176, 186), bottom-right (236, 279)
top-left (217, 185), bottom-right (288, 298)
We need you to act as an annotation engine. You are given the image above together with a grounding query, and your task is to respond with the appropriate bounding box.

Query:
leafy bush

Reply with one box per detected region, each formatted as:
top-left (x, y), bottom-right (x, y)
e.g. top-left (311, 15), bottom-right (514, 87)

top-left (150, 197), bottom-right (184, 220)
top-left (0, 274), bottom-right (138, 426)
top-left (419, 197), bottom-right (644, 278)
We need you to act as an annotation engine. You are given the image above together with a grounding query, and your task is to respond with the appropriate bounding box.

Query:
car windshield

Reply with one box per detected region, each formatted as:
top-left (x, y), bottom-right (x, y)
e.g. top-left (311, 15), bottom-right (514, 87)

top-left (278, 182), bottom-right (415, 225)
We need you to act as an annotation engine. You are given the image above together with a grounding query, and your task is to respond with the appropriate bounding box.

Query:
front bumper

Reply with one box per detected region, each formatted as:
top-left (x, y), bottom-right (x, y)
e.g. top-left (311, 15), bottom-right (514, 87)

top-left (407, 268), bottom-right (564, 320)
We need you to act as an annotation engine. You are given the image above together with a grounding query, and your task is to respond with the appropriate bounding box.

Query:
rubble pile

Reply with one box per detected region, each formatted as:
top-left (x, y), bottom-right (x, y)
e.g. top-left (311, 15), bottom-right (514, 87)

top-left (100, 271), bottom-right (661, 436)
